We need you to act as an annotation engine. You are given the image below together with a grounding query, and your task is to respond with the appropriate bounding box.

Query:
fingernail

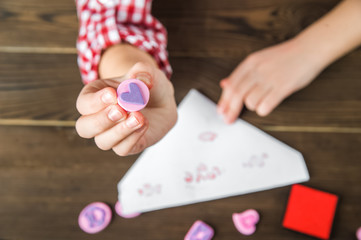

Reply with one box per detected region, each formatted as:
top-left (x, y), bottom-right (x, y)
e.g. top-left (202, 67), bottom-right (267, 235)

top-left (220, 79), bottom-right (229, 88)
top-left (247, 104), bottom-right (255, 111)
top-left (217, 105), bottom-right (224, 115)
top-left (257, 106), bottom-right (268, 117)
top-left (225, 117), bottom-right (233, 125)
top-left (101, 91), bottom-right (114, 104)
top-left (135, 72), bottom-right (152, 87)
top-left (108, 108), bottom-right (123, 122)
top-left (220, 80), bottom-right (226, 87)
top-left (126, 115), bottom-right (140, 128)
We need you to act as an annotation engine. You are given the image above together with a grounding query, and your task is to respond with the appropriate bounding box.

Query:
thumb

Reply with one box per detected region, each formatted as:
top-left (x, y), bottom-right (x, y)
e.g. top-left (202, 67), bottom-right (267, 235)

top-left (125, 61), bottom-right (172, 108)
top-left (125, 62), bottom-right (155, 89)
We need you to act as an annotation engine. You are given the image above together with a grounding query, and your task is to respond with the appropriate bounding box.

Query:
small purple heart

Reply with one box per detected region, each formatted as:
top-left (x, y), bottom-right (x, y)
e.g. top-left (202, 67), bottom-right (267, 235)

top-left (120, 83), bottom-right (144, 105)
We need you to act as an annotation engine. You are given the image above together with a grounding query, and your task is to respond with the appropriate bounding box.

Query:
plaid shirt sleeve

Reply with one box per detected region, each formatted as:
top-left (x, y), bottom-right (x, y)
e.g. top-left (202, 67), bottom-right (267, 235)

top-left (76, 0), bottom-right (172, 84)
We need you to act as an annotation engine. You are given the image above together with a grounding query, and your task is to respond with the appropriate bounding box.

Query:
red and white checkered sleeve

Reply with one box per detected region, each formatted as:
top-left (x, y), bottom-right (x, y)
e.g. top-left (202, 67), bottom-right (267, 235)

top-left (76, 0), bottom-right (172, 84)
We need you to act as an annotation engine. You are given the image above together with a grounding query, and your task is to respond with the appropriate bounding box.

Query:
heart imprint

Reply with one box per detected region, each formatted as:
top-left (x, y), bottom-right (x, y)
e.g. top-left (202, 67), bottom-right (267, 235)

top-left (120, 83), bottom-right (144, 105)
top-left (232, 209), bottom-right (260, 235)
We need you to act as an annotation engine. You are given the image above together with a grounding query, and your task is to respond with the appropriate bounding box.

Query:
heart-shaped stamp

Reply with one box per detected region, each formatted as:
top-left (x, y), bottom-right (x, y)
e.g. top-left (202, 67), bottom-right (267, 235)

top-left (232, 209), bottom-right (260, 235)
top-left (117, 79), bottom-right (150, 112)
top-left (184, 220), bottom-right (214, 240)
top-left (78, 202), bottom-right (112, 234)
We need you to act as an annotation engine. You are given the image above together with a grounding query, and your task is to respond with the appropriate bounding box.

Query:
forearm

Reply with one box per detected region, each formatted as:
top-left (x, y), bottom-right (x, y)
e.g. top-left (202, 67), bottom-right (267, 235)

top-left (99, 43), bottom-right (158, 79)
top-left (293, 0), bottom-right (361, 70)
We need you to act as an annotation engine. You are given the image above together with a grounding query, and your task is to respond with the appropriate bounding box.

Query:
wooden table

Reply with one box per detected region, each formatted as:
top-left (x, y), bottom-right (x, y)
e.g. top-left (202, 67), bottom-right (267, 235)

top-left (0, 0), bottom-right (360, 239)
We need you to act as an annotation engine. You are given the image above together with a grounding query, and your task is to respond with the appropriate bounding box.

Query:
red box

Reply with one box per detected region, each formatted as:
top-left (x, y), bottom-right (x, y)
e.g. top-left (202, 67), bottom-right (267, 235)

top-left (283, 184), bottom-right (338, 239)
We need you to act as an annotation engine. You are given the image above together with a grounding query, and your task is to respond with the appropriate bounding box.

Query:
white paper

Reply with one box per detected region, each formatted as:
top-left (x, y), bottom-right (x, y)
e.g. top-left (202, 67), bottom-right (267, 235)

top-left (118, 89), bottom-right (309, 214)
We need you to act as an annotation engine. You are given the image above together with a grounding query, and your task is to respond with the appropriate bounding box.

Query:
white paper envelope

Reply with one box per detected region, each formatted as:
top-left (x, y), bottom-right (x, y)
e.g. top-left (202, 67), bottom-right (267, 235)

top-left (118, 89), bottom-right (309, 214)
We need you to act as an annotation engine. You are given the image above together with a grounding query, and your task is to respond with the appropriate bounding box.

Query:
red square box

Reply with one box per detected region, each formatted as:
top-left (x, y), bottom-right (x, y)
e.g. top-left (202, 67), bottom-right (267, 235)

top-left (283, 184), bottom-right (338, 239)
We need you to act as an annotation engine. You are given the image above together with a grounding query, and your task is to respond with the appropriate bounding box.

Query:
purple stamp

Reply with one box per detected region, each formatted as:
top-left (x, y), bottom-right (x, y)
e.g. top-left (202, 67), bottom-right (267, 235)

top-left (184, 220), bottom-right (214, 240)
top-left (78, 202), bottom-right (112, 234)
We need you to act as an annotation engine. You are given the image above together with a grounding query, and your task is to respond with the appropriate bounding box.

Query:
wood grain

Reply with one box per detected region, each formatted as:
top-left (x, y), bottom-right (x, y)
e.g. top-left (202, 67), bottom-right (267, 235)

top-left (0, 126), bottom-right (359, 239)
top-left (0, 0), bottom-right (78, 48)
top-left (0, 53), bottom-right (82, 121)
top-left (1, 52), bottom-right (360, 128)
top-left (156, 0), bottom-right (341, 57)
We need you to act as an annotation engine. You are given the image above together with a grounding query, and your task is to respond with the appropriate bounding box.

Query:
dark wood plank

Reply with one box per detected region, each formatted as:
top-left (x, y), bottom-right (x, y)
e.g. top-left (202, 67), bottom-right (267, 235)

top-left (0, 126), bottom-right (360, 239)
top-left (0, 0), bottom-right (78, 48)
top-left (0, 53), bottom-right (83, 121)
top-left (156, 0), bottom-right (341, 56)
top-left (1, 52), bottom-right (360, 129)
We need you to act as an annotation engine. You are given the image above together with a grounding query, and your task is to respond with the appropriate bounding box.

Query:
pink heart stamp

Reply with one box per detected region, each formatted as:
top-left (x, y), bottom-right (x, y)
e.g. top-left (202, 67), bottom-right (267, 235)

top-left (78, 202), bottom-right (112, 234)
top-left (232, 209), bottom-right (260, 235)
top-left (117, 79), bottom-right (150, 112)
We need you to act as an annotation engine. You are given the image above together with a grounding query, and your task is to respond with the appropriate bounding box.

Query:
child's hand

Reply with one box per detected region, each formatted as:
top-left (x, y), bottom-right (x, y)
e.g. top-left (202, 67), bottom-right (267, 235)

top-left (75, 62), bottom-right (177, 156)
top-left (217, 39), bottom-right (323, 123)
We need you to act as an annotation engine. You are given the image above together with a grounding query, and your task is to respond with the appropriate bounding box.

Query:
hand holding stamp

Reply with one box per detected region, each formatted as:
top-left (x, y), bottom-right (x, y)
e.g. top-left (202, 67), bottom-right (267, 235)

top-left (76, 62), bottom-right (177, 156)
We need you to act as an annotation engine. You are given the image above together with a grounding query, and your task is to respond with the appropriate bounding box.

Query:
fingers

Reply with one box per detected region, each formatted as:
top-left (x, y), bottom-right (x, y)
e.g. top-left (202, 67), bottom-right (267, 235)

top-left (217, 83), bottom-right (232, 115)
top-left (256, 88), bottom-right (291, 116)
top-left (223, 95), bottom-right (244, 124)
top-left (217, 86), bottom-right (243, 124)
top-left (220, 79), bottom-right (291, 120)
top-left (94, 112), bottom-right (146, 151)
top-left (77, 98), bottom-right (149, 156)
top-left (217, 72), bottom-right (257, 124)
top-left (77, 86), bottom-right (118, 115)
top-left (75, 104), bottom-right (127, 138)
top-left (112, 124), bottom-right (148, 156)
top-left (126, 62), bottom-right (155, 89)
top-left (244, 84), bottom-right (272, 111)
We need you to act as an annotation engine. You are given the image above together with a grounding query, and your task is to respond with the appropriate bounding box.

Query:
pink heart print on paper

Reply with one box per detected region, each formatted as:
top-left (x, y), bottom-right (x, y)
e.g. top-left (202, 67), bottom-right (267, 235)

top-left (198, 131), bottom-right (217, 142)
top-left (117, 79), bottom-right (150, 112)
top-left (120, 82), bottom-right (144, 105)
top-left (232, 209), bottom-right (260, 235)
